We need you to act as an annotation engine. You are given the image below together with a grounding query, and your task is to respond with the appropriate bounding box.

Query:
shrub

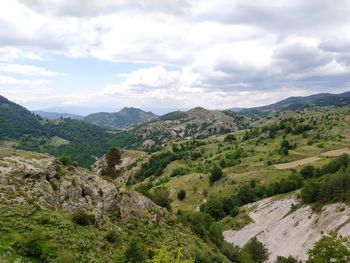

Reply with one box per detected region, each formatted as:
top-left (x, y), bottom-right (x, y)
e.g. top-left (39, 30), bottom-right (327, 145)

top-left (210, 166), bottom-right (223, 183)
top-left (300, 165), bottom-right (316, 179)
top-left (122, 239), bottom-right (147, 263)
top-left (275, 256), bottom-right (301, 263)
top-left (240, 237), bottom-right (269, 263)
top-left (177, 190), bottom-right (186, 201)
top-left (200, 198), bottom-right (225, 221)
top-left (230, 207), bottom-right (239, 217)
top-left (150, 187), bottom-right (171, 210)
top-left (301, 180), bottom-right (319, 203)
top-left (105, 230), bottom-right (119, 243)
top-left (220, 242), bottom-right (241, 262)
top-left (224, 134), bottom-right (237, 143)
top-left (72, 211), bottom-right (96, 226)
top-left (59, 156), bottom-right (76, 167)
top-left (171, 167), bottom-right (187, 177)
top-left (307, 234), bottom-right (350, 263)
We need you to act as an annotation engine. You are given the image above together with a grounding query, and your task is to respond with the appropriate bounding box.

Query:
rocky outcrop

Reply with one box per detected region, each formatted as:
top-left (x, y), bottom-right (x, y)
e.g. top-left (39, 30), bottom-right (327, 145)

top-left (0, 150), bottom-right (164, 222)
top-left (224, 193), bottom-right (350, 262)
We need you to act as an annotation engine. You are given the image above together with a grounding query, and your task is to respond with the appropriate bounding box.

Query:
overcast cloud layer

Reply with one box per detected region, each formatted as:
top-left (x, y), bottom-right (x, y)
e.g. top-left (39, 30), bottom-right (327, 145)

top-left (1, 0), bottom-right (350, 113)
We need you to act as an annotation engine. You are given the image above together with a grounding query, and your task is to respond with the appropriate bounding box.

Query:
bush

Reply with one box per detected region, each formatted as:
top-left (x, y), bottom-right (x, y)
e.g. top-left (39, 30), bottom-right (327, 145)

top-left (59, 156), bottom-right (76, 167)
top-left (210, 166), bottom-right (223, 183)
top-left (177, 190), bottom-right (186, 201)
top-left (200, 198), bottom-right (225, 221)
top-left (16, 230), bottom-right (59, 261)
top-left (220, 242), bottom-right (241, 262)
top-left (240, 237), bottom-right (269, 263)
top-left (300, 165), bottom-right (316, 179)
top-left (150, 187), bottom-right (171, 210)
top-left (170, 167), bottom-right (187, 177)
top-left (122, 239), bottom-right (147, 263)
top-left (105, 230), bottom-right (119, 243)
top-left (72, 211), bottom-right (96, 226)
top-left (275, 256), bottom-right (301, 263)
top-left (301, 180), bottom-right (319, 203)
top-left (230, 207), bottom-right (239, 217)
top-left (224, 134), bottom-right (237, 143)
top-left (307, 234), bottom-right (350, 263)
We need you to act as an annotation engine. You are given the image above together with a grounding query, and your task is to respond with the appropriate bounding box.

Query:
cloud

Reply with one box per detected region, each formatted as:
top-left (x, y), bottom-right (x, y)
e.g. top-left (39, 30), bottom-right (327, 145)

top-left (18, 0), bottom-right (191, 17)
top-left (2, 0), bottom-right (350, 110)
top-left (0, 63), bottom-right (66, 77)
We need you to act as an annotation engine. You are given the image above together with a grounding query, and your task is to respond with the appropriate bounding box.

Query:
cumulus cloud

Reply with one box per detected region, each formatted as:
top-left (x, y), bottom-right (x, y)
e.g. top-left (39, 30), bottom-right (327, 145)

top-left (0, 63), bottom-right (66, 77)
top-left (1, 0), bottom-right (350, 110)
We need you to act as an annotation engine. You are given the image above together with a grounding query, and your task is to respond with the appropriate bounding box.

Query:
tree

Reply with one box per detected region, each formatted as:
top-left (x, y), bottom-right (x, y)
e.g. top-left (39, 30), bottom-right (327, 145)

top-left (300, 165), bottom-right (316, 179)
top-left (240, 237), bottom-right (269, 263)
top-left (101, 147), bottom-right (122, 178)
top-left (210, 166), bottom-right (223, 183)
top-left (279, 139), bottom-right (292, 156)
top-left (237, 185), bottom-right (257, 204)
top-left (301, 180), bottom-right (319, 203)
top-left (224, 134), bottom-right (237, 143)
top-left (221, 242), bottom-right (241, 263)
top-left (123, 239), bottom-right (147, 263)
top-left (208, 222), bottom-right (224, 246)
top-left (151, 187), bottom-right (171, 210)
top-left (177, 189), bottom-right (186, 201)
top-left (275, 256), bottom-right (301, 263)
top-left (200, 198), bottom-right (225, 221)
top-left (307, 234), bottom-right (350, 263)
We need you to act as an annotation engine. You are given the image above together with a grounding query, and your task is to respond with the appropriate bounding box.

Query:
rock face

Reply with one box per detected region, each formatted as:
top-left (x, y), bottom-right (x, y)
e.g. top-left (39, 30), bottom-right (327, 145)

top-left (132, 107), bottom-right (246, 149)
top-left (0, 150), bottom-right (164, 221)
top-left (224, 193), bottom-right (350, 262)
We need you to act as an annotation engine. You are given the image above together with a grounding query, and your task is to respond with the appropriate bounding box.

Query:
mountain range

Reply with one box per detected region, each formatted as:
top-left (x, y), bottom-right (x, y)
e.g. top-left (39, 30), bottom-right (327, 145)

top-left (236, 91), bottom-right (350, 116)
top-left (83, 107), bottom-right (158, 130)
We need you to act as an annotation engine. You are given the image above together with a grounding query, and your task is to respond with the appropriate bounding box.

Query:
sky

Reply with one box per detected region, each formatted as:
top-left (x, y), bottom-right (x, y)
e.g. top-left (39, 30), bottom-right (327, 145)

top-left (1, 0), bottom-right (350, 115)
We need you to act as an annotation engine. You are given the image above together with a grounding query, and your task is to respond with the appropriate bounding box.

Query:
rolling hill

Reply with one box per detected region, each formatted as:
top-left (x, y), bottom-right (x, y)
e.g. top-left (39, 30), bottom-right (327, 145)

top-left (83, 107), bottom-right (158, 130)
top-left (110, 107), bottom-right (249, 150)
top-left (0, 95), bottom-right (113, 166)
top-left (33, 110), bottom-right (83, 120)
top-left (237, 91), bottom-right (350, 116)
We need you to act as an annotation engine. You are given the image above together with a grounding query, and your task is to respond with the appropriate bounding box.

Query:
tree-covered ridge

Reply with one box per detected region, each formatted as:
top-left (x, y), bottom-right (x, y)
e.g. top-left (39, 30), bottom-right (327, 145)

top-left (16, 119), bottom-right (114, 167)
top-left (0, 95), bottom-right (43, 139)
top-left (83, 107), bottom-right (158, 130)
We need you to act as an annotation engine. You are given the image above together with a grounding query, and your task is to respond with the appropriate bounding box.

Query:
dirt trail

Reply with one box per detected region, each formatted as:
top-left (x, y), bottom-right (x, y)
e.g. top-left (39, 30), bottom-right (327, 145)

top-left (274, 157), bottom-right (321, 169)
top-left (320, 148), bottom-right (350, 157)
top-left (274, 147), bottom-right (350, 170)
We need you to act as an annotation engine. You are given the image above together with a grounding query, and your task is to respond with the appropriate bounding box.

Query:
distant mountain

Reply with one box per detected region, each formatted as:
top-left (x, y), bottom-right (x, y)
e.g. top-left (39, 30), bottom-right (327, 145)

top-left (83, 107), bottom-right (158, 130)
top-left (112, 107), bottom-right (248, 150)
top-left (238, 91), bottom-right (350, 116)
top-left (0, 95), bottom-right (113, 166)
top-left (33, 110), bottom-right (83, 120)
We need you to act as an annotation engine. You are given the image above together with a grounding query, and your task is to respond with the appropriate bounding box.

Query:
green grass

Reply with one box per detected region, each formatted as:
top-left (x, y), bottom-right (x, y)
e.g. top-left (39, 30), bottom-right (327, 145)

top-left (131, 107), bottom-right (350, 214)
top-left (0, 204), bottom-right (229, 262)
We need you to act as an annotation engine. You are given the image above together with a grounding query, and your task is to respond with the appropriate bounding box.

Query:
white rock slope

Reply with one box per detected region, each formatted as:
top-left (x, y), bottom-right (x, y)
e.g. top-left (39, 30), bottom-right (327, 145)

top-left (224, 193), bottom-right (350, 262)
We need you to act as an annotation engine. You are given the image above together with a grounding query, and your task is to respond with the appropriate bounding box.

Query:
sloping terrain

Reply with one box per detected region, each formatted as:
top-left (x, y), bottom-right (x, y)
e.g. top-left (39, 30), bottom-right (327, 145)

top-left (33, 110), bottom-right (83, 120)
top-left (0, 148), bottom-right (228, 262)
top-left (83, 107), bottom-right (158, 130)
top-left (239, 91), bottom-right (350, 116)
top-left (0, 148), bottom-right (162, 221)
top-left (128, 107), bottom-right (247, 150)
top-left (224, 193), bottom-right (350, 262)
